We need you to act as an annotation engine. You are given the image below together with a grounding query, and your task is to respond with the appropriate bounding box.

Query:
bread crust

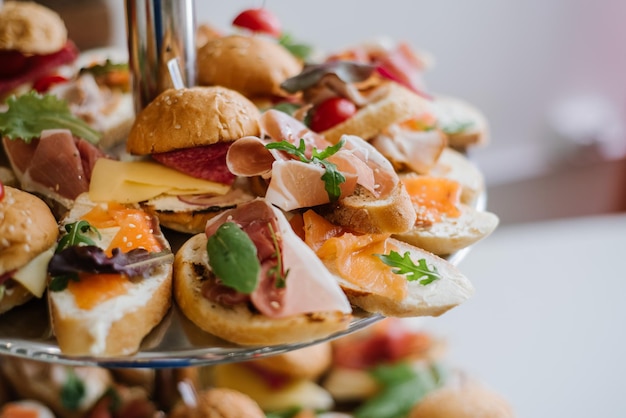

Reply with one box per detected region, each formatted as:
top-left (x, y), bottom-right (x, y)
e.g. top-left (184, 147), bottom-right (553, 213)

top-left (197, 35), bottom-right (302, 98)
top-left (0, 186), bottom-right (58, 274)
top-left (127, 86), bottom-right (261, 155)
top-left (409, 381), bottom-right (515, 418)
top-left (48, 265), bottom-right (172, 356)
top-left (319, 182), bottom-right (417, 235)
top-left (170, 388), bottom-right (265, 418)
top-left (174, 234), bottom-right (351, 346)
top-left (0, 1), bottom-right (67, 55)
top-left (321, 83), bottom-right (432, 144)
top-left (250, 342), bottom-right (332, 380)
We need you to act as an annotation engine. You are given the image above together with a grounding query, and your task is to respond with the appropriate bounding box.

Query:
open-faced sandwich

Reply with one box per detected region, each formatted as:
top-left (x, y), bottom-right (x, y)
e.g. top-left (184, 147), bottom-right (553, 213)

top-left (174, 198), bottom-right (352, 346)
top-left (46, 193), bottom-right (174, 356)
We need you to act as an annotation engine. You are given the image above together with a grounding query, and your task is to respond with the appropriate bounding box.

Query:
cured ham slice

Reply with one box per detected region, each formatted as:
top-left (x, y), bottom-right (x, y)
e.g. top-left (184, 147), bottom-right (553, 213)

top-left (3, 129), bottom-right (106, 208)
top-left (204, 199), bottom-right (351, 319)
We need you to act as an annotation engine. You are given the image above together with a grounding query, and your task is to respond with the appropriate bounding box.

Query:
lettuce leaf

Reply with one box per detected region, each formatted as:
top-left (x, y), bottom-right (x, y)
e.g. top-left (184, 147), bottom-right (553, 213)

top-left (0, 92), bottom-right (101, 144)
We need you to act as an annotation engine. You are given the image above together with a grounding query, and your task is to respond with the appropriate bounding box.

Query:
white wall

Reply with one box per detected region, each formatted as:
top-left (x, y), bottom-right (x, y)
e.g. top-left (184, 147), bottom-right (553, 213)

top-left (108, 0), bottom-right (626, 185)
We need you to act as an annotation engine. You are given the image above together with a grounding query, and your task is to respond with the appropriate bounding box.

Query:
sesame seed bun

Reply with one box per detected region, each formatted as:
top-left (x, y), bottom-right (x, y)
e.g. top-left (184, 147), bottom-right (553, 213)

top-left (409, 381), bottom-right (516, 418)
top-left (0, 1), bottom-right (67, 55)
top-left (197, 35), bottom-right (302, 99)
top-left (126, 86), bottom-right (262, 155)
top-left (0, 186), bottom-right (58, 275)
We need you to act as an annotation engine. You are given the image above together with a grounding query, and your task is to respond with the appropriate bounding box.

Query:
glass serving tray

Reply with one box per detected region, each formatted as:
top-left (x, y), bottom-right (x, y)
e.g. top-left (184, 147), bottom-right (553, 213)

top-left (0, 244), bottom-right (470, 368)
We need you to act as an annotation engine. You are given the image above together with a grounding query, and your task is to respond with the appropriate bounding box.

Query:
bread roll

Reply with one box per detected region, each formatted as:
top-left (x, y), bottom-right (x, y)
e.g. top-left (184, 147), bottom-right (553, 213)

top-left (127, 86), bottom-right (261, 155)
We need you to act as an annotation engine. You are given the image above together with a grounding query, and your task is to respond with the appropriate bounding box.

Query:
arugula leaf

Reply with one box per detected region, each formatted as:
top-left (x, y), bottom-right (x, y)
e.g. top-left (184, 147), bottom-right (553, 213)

top-left (56, 220), bottom-right (100, 253)
top-left (278, 33), bottom-right (313, 61)
top-left (355, 362), bottom-right (444, 418)
top-left (265, 138), bottom-right (346, 201)
top-left (270, 101), bottom-right (302, 116)
top-left (440, 119), bottom-right (475, 135)
top-left (267, 222), bottom-right (289, 288)
top-left (207, 222), bottom-right (260, 294)
top-left (0, 92), bottom-right (101, 144)
top-left (61, 368), bottom-right (86, 411)
top-left (375, 251), bottom-right (441, 285)
top-left (79, 59), bottom-right (128, 77)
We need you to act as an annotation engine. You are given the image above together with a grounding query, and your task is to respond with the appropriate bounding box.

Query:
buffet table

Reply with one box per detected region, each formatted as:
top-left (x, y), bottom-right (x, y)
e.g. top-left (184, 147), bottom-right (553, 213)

top-left (421, 213), bottom-right (626, 418)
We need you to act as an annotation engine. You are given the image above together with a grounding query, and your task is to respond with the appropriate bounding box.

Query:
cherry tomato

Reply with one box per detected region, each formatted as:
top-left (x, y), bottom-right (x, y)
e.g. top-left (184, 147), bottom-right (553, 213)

top-left (309, 97), bottom-right (357, 133)
top-left (0, 181), bottom-right (4, 202)
top-left (232, 8), bottom-right (282, 37)
top-left (33, 74), bottom-right (69, 93)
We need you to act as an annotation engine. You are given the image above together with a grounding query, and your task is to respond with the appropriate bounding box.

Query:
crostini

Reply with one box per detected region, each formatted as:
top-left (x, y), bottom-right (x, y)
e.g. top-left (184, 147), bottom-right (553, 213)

top-left (46, 193), bottom-right (173, 356)
top-left (173, 198), bottom-right (352, 346)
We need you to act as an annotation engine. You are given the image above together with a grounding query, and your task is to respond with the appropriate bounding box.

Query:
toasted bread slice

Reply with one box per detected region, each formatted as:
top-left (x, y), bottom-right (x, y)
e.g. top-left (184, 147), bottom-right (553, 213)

top-left (319, 181), bottom-right (417, 235)
top-left (174, 233), bottom-right (352, 346)
top-left (321, 82), bottom-right (432, 144)
top-left (393, 205), bottom-right (499, 256)
top-left (434, 95), bottom-right (489, 149)
top-left (47, 193), bottom-right (173, 357)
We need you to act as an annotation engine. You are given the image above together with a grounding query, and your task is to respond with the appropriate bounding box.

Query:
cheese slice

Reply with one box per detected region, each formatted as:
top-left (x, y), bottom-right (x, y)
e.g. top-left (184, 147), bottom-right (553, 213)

top-left (89, 159), bottom-right (230, 203)
top-left (13, 246), bottom-right (56, 298)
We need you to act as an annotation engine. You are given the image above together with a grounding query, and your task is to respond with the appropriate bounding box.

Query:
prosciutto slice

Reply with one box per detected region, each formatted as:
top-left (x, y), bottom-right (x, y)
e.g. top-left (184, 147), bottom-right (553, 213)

top-left (204, 199), bottom-right (351, 319)
top-left (3, 129), bottom-right (106, 208)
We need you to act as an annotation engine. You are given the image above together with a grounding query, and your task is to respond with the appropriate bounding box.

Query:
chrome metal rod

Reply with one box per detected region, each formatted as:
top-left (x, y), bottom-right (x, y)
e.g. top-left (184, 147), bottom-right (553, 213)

top-left (125, 0), bottom-right (196, 113)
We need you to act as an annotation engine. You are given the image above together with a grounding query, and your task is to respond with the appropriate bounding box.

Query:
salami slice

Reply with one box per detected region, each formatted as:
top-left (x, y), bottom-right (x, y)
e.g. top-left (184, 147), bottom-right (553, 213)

top-left (151, 142), bottom-right (236, 185)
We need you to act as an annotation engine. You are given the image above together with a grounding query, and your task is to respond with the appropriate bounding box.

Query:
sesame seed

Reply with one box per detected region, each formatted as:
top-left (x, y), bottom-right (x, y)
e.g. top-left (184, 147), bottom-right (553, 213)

top-left (136, 234), bottom-right (142, 239)
top-left (127, 242), bottom-right (133, 247)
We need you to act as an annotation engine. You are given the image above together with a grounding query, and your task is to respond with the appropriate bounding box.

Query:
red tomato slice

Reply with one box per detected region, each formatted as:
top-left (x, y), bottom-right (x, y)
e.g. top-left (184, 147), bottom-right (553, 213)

top-left (309, 97), bottom-right (357, 133)
top-left (33, 74), bottom-right (69, 93)
top-left (232, 8), bottom-right (282, 37)
top-left (0, 181), bottom-right (4, 202)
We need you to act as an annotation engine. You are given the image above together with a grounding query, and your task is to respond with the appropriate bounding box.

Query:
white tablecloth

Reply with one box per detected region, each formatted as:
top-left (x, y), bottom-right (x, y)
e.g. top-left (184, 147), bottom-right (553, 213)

top-left (421, 213), bottom-right (626, 418)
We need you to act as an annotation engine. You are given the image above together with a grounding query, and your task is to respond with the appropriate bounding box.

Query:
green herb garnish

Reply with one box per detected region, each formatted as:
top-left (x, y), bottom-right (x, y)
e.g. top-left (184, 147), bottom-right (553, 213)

top-left (56, 220), bottom-right (100, 253)
top-left (267, 222), bottom-right (289, 288)
top-left (266, 138), bottom-right (346, 202)
top-left (376, 250), bottom-right (441, 285)
top-left (0, 92), bottom-right (101, 144)
top-left (355, 362), bottom-right (444, 418)
top-left (79, 59), bottom-right (128, 77)
top-left (207, 222), bottom-right (260, 294)
top-left (61, 368), bottom-right (86, 411)
top-left (440, 119), bottom-right (474, 135)
top-left (278, 33), bottom-right (313, 61)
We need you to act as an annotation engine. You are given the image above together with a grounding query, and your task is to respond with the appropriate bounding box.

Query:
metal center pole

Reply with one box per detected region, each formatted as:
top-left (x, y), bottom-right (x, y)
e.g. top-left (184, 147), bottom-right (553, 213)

top-left (125, 0), bottom-right (197, 113)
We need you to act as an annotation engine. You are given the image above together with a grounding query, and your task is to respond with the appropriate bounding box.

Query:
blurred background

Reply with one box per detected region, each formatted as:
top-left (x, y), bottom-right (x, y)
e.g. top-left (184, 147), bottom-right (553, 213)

top-left (16, 1), bottom-right (626, 417)
top-left (38, 0), bottom-right (626, 224)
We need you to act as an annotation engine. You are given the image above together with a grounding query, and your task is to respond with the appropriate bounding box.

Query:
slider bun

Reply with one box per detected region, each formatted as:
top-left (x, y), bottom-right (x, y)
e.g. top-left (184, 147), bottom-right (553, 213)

top-left (174, 233), bottom-right (351, 346)
top-left (170, 388), bottom-right (265, 418)
top-left (409, 381), bottom-right (515, 418)
top-left (127, 86), bottom-right (261, 155)
top-left (321, 82), bottom-right (432, 144)
top-left (250, 342), bottom-right (332, 380)
top-left (0, 186), bottom-right (58, 275)
top-left (0, 1), bottom-right (67, 55)
top-left (197, 35), bottom-right (302, 98)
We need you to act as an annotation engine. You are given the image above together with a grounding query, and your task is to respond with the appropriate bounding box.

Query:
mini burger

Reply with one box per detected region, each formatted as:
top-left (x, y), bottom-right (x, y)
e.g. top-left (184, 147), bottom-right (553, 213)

top-left (89, 86), bottom-right (262, 234)
top-left (197, 34), bottom-right (303, 107)
top-left (0, 1), bottom-right (78, 100)
top-left (0, 185), bottom-right (58, 314)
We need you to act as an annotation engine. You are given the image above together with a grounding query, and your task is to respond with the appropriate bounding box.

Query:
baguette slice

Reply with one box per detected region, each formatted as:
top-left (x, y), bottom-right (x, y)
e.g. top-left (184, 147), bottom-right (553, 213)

top-left (321, 82), bottom-right (432, 144)
top-left (174, 199), bottom-right (352, 346)
top-left (319, 181), bottom-right (417, 235)
top-left (425, 147), bottom-right (486, 206)
top-left (393, 205), bottom-right (499, 256)
top-left (434, 95), bottom-right (489, 149)
top-left (174, 234), bottom-right (351, 346)
top-left (322, 237), bottom-right (474, 317)
top-left (48, 193), bottom-right (173, 357)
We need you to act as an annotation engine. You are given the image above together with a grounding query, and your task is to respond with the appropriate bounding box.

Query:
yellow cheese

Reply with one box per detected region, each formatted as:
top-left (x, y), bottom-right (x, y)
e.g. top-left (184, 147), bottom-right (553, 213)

top-left (213, 363), bottom-right (334, 411)
top-left (13, 246), bottom-right (56, 298)
top-left (89, 159), bottom-right (231, 203)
